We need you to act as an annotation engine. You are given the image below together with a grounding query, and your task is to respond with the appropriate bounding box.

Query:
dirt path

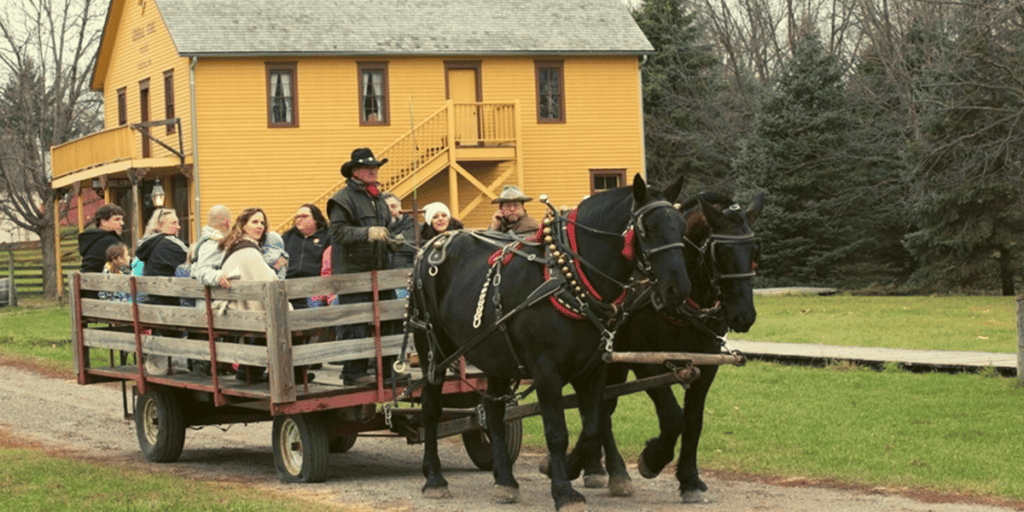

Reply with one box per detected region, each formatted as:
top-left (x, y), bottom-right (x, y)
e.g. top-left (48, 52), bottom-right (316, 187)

top-left (1, 362), bottom-right (1019, 512)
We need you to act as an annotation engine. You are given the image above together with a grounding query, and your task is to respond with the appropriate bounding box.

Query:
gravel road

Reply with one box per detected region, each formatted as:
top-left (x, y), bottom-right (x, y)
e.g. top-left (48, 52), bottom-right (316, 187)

top-left (1, 362), bottom-right (1019, 512)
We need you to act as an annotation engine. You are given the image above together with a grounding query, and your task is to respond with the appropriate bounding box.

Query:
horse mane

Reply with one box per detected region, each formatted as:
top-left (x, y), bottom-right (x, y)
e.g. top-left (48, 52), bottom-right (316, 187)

top-left (677, 191), bottom-right (733, 212)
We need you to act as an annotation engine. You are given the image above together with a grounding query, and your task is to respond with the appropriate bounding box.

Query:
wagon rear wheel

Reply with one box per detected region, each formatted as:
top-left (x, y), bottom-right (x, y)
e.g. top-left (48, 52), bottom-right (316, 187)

top-left (272, 414), bottom-right (329, 483)
top-left (329, 434), bottom-right (358, 453)
top-left (462, 418), bottom-right (523, 471)
top-left (135, 388), bottom-right (186, 463)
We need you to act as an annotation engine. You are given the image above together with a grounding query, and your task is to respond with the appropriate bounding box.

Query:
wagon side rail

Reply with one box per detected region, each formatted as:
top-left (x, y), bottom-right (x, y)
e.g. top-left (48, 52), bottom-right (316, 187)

top-left (71, 269), bottom-right (413, 405)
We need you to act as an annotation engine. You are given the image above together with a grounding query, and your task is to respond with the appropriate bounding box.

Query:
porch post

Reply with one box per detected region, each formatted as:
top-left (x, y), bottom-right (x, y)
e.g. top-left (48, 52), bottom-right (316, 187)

top-left (513, 99), bottom-right (525, 192)
top-left (128, 168), bottom-right (147, 251)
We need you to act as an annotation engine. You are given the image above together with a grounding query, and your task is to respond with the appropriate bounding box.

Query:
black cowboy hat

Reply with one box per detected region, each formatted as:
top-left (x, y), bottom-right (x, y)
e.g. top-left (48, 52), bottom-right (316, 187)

top-left (340, 147), bottom-right (388, 178)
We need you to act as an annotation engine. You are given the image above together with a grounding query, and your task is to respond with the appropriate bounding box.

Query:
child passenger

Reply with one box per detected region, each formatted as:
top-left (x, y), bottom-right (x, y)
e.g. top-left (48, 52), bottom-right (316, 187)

top-left (98, 243), bottom-right (131, 302)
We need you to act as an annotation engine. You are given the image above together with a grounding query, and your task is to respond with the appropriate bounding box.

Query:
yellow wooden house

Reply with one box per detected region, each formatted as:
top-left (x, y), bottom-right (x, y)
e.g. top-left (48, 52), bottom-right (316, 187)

top-left (50, 0), bottom-right (654, 281)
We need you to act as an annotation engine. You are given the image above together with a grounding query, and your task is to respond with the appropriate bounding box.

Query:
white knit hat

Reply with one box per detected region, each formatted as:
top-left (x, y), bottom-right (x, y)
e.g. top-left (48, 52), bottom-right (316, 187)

top-left (423, 202), bottom-right (451, 223)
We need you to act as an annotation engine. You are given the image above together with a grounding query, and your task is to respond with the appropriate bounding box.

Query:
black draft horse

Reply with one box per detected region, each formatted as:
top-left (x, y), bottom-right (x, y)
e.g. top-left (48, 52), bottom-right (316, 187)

top-left (562, 191), bottom-right (765, 502)
top-left (408, 175), bottom-right (690, 511)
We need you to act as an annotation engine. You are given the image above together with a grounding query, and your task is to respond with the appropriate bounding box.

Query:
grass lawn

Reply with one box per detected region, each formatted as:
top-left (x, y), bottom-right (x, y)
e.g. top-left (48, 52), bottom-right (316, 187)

top-left (0, 446), bottom-right (352, 512)
top-left (746, 294), bottom-right (1017, 353)
top-left (2, 294), bottom-right (1023, 504)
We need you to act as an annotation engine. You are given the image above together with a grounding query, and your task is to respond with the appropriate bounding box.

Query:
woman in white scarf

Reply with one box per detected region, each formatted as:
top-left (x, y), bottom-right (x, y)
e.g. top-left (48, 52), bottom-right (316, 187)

top-left (213, 207), bottom-right (295, 382)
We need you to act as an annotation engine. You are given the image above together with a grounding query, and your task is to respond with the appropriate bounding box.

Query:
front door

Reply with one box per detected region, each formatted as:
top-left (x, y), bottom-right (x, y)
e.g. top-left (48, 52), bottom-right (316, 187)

top-left (446, 63), bottom-right (481, 145)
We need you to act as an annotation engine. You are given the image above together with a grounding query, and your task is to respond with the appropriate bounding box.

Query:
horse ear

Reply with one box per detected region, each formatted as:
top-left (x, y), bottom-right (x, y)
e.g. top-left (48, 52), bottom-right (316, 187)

top-left (746, 193), bottom-right (766, 225)
top-left (663, 174), bottom-right (687, 203)
top-left (632, 174), bottom-right (647, 203)
top-left (698, 195), bottom-right (726, 229)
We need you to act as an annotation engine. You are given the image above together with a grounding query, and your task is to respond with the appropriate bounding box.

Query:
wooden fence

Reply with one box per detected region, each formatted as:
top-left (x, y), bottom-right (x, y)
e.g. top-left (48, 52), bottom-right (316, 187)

top-left (1, 229), bottom-right (81, 299)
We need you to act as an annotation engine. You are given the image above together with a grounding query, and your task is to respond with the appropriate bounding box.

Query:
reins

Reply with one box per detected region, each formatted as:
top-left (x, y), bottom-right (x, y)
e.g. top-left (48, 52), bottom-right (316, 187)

top-left (399, 193), bottom-right (683, 400)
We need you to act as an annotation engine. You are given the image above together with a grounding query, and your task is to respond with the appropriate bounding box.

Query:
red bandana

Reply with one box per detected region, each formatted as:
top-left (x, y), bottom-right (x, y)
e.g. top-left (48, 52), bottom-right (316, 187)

top-left (366, 183), bottom-right (380, 198)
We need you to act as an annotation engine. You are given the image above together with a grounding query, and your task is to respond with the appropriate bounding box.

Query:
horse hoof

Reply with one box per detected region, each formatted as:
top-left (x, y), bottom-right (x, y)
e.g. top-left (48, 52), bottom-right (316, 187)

top-left (681, 489), bottom-right (708, 503)
top-left (637, 455), bottom-right (660, 479)
top-left (583, 474), bottom-right (607, 488)
top-left (608, 476), bottom-right (634, 497)
top-left (558, 502), bottom-right (589, 512)
top-left (422, 487), bottom-right (452, 499)
top-left (538, 454), bottom-right (551, 476)
top-left (492, 484), bottom-right (520, 504)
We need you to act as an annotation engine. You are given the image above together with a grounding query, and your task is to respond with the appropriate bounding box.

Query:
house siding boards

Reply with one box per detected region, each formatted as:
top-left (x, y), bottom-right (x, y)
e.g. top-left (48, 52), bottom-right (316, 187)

top-left (193, 55), bottom-right (644, 230)
top-left (59, 0), bottom-right (652, 243)
top-left (101, 0), bottom-right (192, 161)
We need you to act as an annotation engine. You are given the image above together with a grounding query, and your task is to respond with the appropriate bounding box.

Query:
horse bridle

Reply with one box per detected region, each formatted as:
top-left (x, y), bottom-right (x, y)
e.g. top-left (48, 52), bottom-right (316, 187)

top-left (630, 200), bottom-right (689, 281)
top-left (685, 206), bottom-right (759, 301)
top-left (566, 199), bottom-right (687, 290)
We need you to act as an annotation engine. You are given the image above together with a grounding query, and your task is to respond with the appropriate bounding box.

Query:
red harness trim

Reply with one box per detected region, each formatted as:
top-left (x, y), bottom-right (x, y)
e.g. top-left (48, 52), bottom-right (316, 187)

top-left (567, 209), bottom-right (627, 305)
top-left (486, 226), bottom-right (544, 267)
top-left (544, 266), bottom-right (586, 320)
top-left (621, 228), bottom-right (636, 261)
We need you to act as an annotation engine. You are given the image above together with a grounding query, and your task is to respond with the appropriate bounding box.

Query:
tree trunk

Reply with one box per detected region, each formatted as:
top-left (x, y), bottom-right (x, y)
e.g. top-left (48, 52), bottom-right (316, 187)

top-left (38, 195), bottom-right (58, 299)
top-left (999, 247), bottom-right (1015, 297)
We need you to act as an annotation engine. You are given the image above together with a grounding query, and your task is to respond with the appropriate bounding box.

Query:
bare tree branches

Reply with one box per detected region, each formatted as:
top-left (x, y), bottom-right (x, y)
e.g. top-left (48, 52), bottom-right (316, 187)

top-left (0, 0), bottom-right (104, 297)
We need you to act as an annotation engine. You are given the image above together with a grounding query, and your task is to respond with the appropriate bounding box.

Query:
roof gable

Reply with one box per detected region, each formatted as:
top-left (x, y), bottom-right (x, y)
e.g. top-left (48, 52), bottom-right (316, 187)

top-left (155, 0), bottom-right (653, 57)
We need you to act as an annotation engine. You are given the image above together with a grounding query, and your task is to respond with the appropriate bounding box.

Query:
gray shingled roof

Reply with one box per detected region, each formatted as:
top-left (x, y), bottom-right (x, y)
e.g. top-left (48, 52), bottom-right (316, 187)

top-left (157, 0), bottom-right (653, 57)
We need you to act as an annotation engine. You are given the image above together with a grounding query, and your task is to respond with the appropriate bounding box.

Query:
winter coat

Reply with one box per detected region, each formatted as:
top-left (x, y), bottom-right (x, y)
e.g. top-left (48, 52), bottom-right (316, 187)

top-left (212, 239), bottom-right (282, 314)
top-left (327, 179), bottom-right (391, 274)
top-left (282, 226), bottom-right (329, 278)
top-left (136, 232), bottom-right (188, 306)
top-left (389, 214), bottom-right (418, 269)
top-left (189, 225), bottom-right (227, 288)
top-left (78, 228), bottom-right (122, 274)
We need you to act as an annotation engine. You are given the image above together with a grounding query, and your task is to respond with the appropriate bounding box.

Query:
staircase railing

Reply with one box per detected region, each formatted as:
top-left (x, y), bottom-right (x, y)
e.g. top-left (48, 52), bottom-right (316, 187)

top-left (276, 101), bottom-right (516, 233)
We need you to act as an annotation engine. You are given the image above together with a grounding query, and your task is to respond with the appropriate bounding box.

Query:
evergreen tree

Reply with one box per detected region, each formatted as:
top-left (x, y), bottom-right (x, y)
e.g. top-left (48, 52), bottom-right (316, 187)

top-left (731, 28), bottom-right (856, 286)
top-left (632, 0), bottom-right (738, 190)
top-left (904, 2), bottom-right (1024, 295)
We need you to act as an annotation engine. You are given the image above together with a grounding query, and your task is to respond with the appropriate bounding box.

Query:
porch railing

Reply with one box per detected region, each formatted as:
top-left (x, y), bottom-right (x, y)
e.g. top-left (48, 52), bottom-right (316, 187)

top-left (51, 125), bottom-right (137, 180)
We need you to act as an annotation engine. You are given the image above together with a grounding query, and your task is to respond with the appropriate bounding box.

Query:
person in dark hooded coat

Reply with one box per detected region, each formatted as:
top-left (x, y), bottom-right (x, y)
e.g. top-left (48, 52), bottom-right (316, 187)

top-left (135, 208), bottom-right (188, 307)
top-left (78, 204), bottom-right (125, 274)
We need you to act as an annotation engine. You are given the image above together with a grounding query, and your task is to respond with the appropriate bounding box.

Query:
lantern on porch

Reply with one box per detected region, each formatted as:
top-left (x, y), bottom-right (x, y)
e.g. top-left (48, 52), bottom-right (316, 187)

top-left (151, 182), bottom-right (165, 208)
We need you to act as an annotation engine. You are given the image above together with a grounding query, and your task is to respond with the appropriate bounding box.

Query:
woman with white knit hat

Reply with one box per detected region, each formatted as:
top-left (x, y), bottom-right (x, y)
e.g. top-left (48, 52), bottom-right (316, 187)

top-left (419, 201), bottom-right (464, 243)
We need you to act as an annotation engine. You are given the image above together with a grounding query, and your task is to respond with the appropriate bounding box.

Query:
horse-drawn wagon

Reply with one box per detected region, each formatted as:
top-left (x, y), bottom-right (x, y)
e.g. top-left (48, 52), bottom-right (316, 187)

top-left (70, 176), bottom-right (762, 510)
top-left (69, 267), bottom-right (527, 483)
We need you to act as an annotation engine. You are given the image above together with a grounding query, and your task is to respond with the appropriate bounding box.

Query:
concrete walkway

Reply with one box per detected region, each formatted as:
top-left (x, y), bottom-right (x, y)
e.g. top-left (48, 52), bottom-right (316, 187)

top-left (727, 339), bottom-right (1019, 376)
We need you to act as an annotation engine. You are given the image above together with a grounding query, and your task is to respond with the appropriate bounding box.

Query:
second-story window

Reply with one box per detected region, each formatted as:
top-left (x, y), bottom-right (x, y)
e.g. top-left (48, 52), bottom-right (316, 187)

top-left (163, 69), bottom-right (175, 134)
top-left (117, 87), bottom-right (127, 126)
top-left (590, 169), bottom-right (626, 195)
top-left (266, 63), bottom-right (298, 127)
top-left (358, 62), bottom-right (389, 125)
top-left (535, 60), bottom-right (565, 123)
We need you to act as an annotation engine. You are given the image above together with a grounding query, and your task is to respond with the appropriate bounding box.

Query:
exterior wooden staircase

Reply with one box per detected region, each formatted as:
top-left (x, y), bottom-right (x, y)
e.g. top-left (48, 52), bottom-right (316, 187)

top-left (277, 101), bottom-right (520, 232)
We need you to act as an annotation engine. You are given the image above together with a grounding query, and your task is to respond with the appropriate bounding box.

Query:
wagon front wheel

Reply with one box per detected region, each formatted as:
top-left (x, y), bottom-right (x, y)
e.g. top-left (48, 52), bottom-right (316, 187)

top-left (462, 417), bottom-right (523, 471)
top-left (135, 388), bottom-right (186, 463)
top-left (272, 414), bottom-right (329, 483)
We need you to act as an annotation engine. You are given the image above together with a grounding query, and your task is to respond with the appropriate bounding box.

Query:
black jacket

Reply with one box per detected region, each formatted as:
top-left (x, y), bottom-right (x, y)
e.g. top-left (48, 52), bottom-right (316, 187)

top-left (389, 214), bottom-right (418, 269)
top-left (327, 179), bottom-right (392, 274)
top-left (137, 233), bottom-right (188, 277)
top-left (78, 228), bottom-right (122, 274)
top-left (282, 226), bottom-right (329, 278)
top-left (136, 233), bottom-right (188, 306)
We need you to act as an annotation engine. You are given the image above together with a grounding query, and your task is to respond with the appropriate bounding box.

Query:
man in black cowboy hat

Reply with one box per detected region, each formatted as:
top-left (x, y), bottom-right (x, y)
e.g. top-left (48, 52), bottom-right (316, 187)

top-left (328, 147), bottom-right (401, 385)
top-left (488, 184), bottom-right (540, 235)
